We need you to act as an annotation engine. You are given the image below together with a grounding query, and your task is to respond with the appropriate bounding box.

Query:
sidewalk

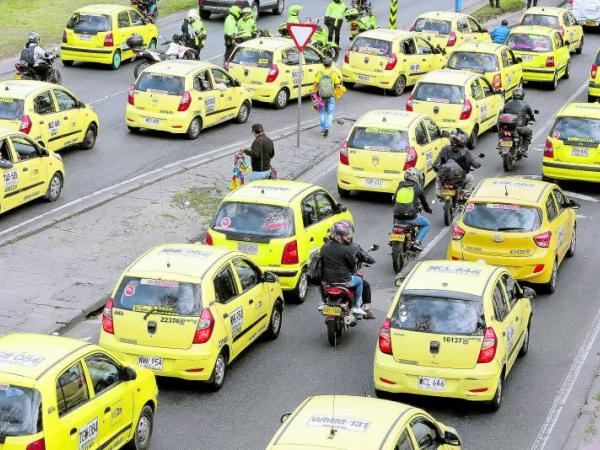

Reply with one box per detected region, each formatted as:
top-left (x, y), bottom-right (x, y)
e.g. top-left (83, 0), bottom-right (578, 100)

top-left (0, 120), bottom-right (352, 336)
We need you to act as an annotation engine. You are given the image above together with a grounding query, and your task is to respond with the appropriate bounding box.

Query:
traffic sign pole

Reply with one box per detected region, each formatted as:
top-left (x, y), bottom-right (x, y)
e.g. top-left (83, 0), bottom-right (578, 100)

top-left (297, 55), bottom-right (302, 147)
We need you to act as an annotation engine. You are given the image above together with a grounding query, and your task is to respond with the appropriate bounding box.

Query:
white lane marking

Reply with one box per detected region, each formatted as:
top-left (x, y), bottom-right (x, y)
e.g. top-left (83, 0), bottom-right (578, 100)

top-left (415, 225), bottom-right (449, 261)
top-left (89, 88), bottom-right (129, 106)
top-left (207, 53), bottom-right (223, 62)
top-left (576, 214), bottom-right (591, 219)
top-left (563, 191), bottom-right (598, 203)
top-left (531, 306), bottom-right (600, 450)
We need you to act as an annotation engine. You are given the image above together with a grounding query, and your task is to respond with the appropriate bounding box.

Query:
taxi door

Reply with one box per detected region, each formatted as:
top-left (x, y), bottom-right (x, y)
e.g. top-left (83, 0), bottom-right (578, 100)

top-left (420, 117), bottom-right (447, 185)
top-left (499, 273), bottom-right (528, 372)
top-left (553, 31), bottom-right (570, 73)
top-left (456, 18), bottom-right (471, 45)
top-left (490, 280), bottom-right (514, 373)
top-left (281, 47), bottom-right (302, 100)
top-left (313, 190), bottom-right (342, 243)
top-left (400, 37), bottom-right (427, 85)
top-left (115, 10), bottom-right (135, 61)
top-left (504, 49), bottom-right (523, 95)
top-left (547, 189), bottom-right (573, 260)
top-left (30, 90), bottom-right (62, 151)
top-left (416, 37), bottom-right (445, 72)
top-left (209, 68), bottom-right (238, 124)
top-left (193, 69), bottom-right (218, 127)
top-left (476, 77), bottom-right (502, 132)
top-left (302, 47), bottom-right (325, 96)
top-left (552, 188), bottom-right (577, 260)
top-left (52, 88), bottom-right (85, 148)
top-left (467, 17), bottom-right (491, 43)
top-left (563, 11), bottom-right (581, 52)
top-left (9, 134), bottom-right (46, 200)
top-left (298, 192), bottom-right (325, 262)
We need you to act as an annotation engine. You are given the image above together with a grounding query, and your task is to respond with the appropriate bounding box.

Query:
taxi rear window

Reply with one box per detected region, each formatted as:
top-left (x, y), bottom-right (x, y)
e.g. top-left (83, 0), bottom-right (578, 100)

top-left (212, 202), bottom-right (295, 239)
top-left (113, 277), bottom-right (202, 316)
top-left (348, 127), bottom-right (409, 152)
top-left (412, 18), bottom-right (451, 35)
top-left (447, 52), bottom-right (499, 72)
top-left (463, 202), bottom-right (541, 232)
top-left (230, 48), bottom-right (273, 68)
top-left (135, 73), bottom-right (185, 95)
top-left (551, 117), bottom-right (600, 144)
top-left (506, 34), bottom-right (552, 52)
top-left (0, 98), bottom-right (23, 120)
top-left (67, 13), bottom-right (111, 33)
top-left (0, 384), bottom-right (42, 439)
top-left (522, 14), bottom-right (560, 28)
top-left (413, 82), bottom-right (464, 104)
top-left (350, 37), bottom-right (391, 56)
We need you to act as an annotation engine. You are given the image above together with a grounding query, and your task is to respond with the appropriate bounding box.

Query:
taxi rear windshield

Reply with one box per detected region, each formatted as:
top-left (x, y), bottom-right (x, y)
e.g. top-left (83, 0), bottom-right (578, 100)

top-left (462, 203), bottom-right (541, 232)
top-left (230, 48), bottom-right (273, 68)
top-left (412, 18), bottom-right (452, 35)
top-left (350, 37), bottom-right (391, 56)
top-left (413, 82), bottom-right (464, 104)
top-left (0, 98), bottom-right (24, 120)
top-left (0, 385), bottom-right (42, 439)
top-left (551, 117), bottom-right (600, 144)
top-left (506, 34), bottom-right (552, 52)
top-left (113, 277), bottom-right (202, 316)
top-left (136, 73), bottom-right (185, 95)
top-left (212, 203), bottom-right (294, 239)
top-left (447, 52), bottom-right (499, 72)
top-left (522, 14), bottom-right (560, 28)
top-left (67, 13), bottom-right (111, 33)
top-left (390, 294), bottom-right (483, 335)
top-left (348, 127), bottom-right (409, 152)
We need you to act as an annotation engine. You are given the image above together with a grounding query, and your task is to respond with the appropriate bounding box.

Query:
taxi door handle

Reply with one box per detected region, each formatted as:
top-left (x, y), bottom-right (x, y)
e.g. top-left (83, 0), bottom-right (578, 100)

top-left (22, 167), bottom-right (28, 172)
top-left (70, 428), bottom-right (77, 435)
top-left (310, 237), bottom-right (314, 242)
top-left (223, 313), bottom-right (229, 319)
top-left (63, 116), bottom-right (69, 120)
top-left (515, 316), bottom-right (519, 321)
top-left (502, 331), bottom-right (506, 336)
top-left (38, 121), bottom-right (44, 125)
top-left (249, 299), bottom-right (254, 305)
top-left (104, 406), bottom-right (111, 414)
top-left (220, 94), bottom-right (225, 97)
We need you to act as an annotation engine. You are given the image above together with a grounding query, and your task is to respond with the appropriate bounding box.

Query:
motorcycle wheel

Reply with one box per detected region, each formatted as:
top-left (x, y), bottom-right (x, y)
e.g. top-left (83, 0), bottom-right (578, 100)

top-left (182, 51), bottom-right (196, 60)
top-left (327, 321), bottom-right (338, 347)
top-left (134, 61), bottom-right (152, 79)
top-left (502, 153), bottom-right (514, 172)
top-left (443, 199), bottom-right (453, 226)
top-left (391, 242), bottom-right (405, 274)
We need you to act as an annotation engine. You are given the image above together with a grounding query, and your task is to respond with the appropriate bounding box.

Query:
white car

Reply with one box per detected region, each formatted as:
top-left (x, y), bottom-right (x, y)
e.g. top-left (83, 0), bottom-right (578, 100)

top-left (569, 0), bottom-right (600, 26)
top-left (198, 0), bottom-right (284, 20)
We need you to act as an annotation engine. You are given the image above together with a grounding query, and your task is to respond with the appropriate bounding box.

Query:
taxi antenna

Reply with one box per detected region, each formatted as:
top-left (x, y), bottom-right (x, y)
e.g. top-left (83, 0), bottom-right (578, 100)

top-left (504, 185), bottom-right (509, 197)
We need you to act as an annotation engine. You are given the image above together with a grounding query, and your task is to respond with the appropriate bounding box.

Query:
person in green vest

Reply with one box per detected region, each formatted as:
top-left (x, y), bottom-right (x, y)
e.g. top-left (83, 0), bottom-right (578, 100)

top-left (181, 9), bottom-right (206, 59)
top-left (325, 0), bottom-right (347, 45)
top-left (393, 168), bottom-right (432, 252)
top-left (224, 5), bottom-right (241, 62)
top-left (236, 7), bottom-right (257, 42)
top-left (287, 4), bottom-right (303, 23)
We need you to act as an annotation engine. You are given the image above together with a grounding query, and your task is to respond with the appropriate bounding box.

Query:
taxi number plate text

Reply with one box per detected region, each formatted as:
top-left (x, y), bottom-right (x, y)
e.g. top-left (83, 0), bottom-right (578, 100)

top-left (520, 55), bottom-right (532, 62)
top-left (358, 75), bottom-right (370, 81)
top-left (364, 178), bottom-right (383, 187)
top-left (418, 376), bottom-right (445, 391)
top-left (138, 356), bottom-right (163, 370)
top-left (389, 234), bottom-right (405, 242)
top-left (145, 118), bottom-right (160, 126)
top-left (587, 20), bottom-right (597, 26)
top-left (322, 305), bottom-right (342, 316)
top-left (237, 243), bottom-right (258, 254)
top-left (572, 147), bottom-right (589, 157)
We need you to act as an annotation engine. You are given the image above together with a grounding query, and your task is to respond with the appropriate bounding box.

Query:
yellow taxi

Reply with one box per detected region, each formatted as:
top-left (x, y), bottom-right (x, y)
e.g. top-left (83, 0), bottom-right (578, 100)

top-left (61, 4), bottom-right (158, 70)
top-left (341, 29), bottom-right (447, 96)
top-left (225, 37), bottom-right (341, 109)
top-left (521, 7), bottom-right (584, 54)
top-left (126, 60), bottom-right (252, 140)
top-left (447, 42), bottom-right (524, 99)
top-left (99, 243), bottom-right (284, 390)
top-left (0, 130), bottom-right (65, 215)
top-left (543, 102), bottom-right (600, 183)
top-left (447, 177), bottom-right (579, 293)
top-left (266, 395), bottom-right (462, 449)
top-left (410, 11), bottom-right (491, 51)
top-left (337, 110), bottom-right (449, 197)
top-left (0, 80), bottom-right (99, 153)
top-left (205, 180), bottom-right (352, 303)
top-left (407, 69), bottom-right (504, 149)
top-left (506, 25), bottom-right (571, 90)
top-left (374, 260), bottom-right (534, 411)
top-left (589, 49), bottom-right (600, 101)
top-left (0, 333), bottom-right (158, 450)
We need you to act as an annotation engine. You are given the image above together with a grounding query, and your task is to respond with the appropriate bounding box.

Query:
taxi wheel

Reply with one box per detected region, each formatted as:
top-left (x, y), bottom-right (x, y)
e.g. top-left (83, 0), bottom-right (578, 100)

top-left (542, 259), bottom-right (558, 294)
top-left (564, 62), bottom-right (570, 80)
top-left (550, 73), bottom-right (558, 91)
top-left (81, 124), bottom-right (97, 150)
top-left (485, 373), bottom-right (504, 412)
top-left (186, 117), bottom-right (202, 140)
top-left (288, 269), bottom-right (309, 303)
top-left (337, 185), bottom-right (350, 198)
top-left (44, 172), bottom-right (63, 202)
top-left (391, 75), bottom-right (406, 97)
top-left (467, 126), bottom-right (478, 150)
top-left (375, 389), bottom-right (394, 400)
top-left (567, 226), bottom-right (576, 257)
top-left (127, 405), bottom-right (153, 450)
top-left (344, 81), bottom-right (355, 90)
top-left (518, 322), bottom-right (531, 358)
top-left (576, 36), bottom-right (584, 54)
top-left (236, 101), bottom-right (251, 124)
top-left (62, 60), bottom-right (73, 67)
top-left (148, 38), bottom-right (157, 49)
top-left (208, 351), bottom-right (228, 391)
top-left (127, 126), bottom-right (140, 134)
top-left (250, 2), bottom-right (259, 21)
top-left (111, 49), bottom-right (122, 70)
top-left (274, 88), bottom-right (289, 109)
top-left (588, 95), bottom-right (596, 103)
top-left (264, 301), bottom-right (283, 340)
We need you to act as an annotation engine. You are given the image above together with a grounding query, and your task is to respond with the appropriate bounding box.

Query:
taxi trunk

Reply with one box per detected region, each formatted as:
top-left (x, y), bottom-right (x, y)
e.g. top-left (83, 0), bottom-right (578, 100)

top-left (0, 99), bottom-right (24, 133)
top-left (64, 13), bottom-right (113, 49)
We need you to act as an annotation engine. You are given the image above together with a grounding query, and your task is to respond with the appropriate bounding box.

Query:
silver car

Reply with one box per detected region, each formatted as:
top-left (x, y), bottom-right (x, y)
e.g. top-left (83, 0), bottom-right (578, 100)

top-left (198, 0), bottom-right (285, 20)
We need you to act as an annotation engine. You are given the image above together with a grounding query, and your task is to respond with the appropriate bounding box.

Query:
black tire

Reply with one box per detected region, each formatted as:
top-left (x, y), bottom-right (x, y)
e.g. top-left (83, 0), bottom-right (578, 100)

top-left (126, 405), bottom-right (153, 450)
top-left (44, 172), bottom-right (63, 202)
top-left (391, 75), bottom-right (406, 97)
top-left (250, 1), bottom-right (259, 20)
top-left (263, 301), bottom-right (283, 340)
top-left (111, 49), bottom-right (122, 70)
top-left (567, 225), bottom-right (576, 257)
top-left (200, 9), bottom-right (211, 20)
top-left (337, 185), bottom-right (350, 198)
top-left (563, 62), bottom-right (570, 80)
top-left (550, 73), bottom-right (558, 90)
top-left (287, 270), bottom-right (308, 303)
top-left (134, 61), bottom-right (152, 79)
top-left (62, 59), bottom-right (73, 67)
top-left (541, 174), bottom-right (554, 183)
top-left (186, 117), bottom-right (202, 140)
top-left (207, 351), bottom-right (227, 391)
top-left (391, 243), bottom-right (405, 274)
top-left (467, 125), bottom-right (478, 150)
top-left (344, 81), bottom-right (355, 89)
top-left (324, 46), bottom-right (340, 62)
top-left (127, 125), bottom-right (140, 134)
top-left (588, 95), bottom-right (596, 103)
top-left (502, 153), bottom-right (514, 172)
top-left (375, 389), bottom-right (394, 400)
top-left (542, 259), bottom-right (558, 294)
top-left (327, 321), bottom-right (338, 346)
top-left (236, 101), bottom-right (251, 124)
top-left (81, 123), bottom-right (97, 150)
top-left (518, 322), bottom-right (530, 358)
top-left (49, 69), bottom-right (62, 85)
top-left (274, 88), bottom-right (289, 109)
top-left (576, 36), bottom-right (584, 55)
top-left (443, 200), bottom-right (453, 226)
top-left (485, 374), bottom-right (503, 412)
top-left (273, 0), bottom-right (285, 15)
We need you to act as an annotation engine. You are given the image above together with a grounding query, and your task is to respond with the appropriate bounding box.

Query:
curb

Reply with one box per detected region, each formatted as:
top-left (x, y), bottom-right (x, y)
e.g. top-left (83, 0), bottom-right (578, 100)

top-left (564, 369), bottom-right (600, 449)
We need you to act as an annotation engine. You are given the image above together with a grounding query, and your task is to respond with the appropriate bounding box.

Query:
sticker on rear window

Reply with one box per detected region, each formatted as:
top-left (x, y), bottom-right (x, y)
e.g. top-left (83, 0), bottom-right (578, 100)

top-left (0, 97), bottom-right (14, 103)
top-left (132, 304), bottom-right (176, 314)
top-left (258, 58), bottom-right (269, 64)
top-left (486, 203), bottom-right (521, 210)
top-left (552, 130), bottom-right (560, 138)
top-left (263, 212), bottom-right (289, 231)
top-left (426, 97), bottom-right (450, 103)
top-left (140, 279), bottom-right (179, 288)
top-left (0, 383), bottom-right (9, 390)
top-left (365, 127), bottom-right (401, 135)
top-left (124, 284), bottom-right (136, 297)
top-left (465, 203), bottom-right (475, 212)
top-left (426, 264), bottom-right (482, 276)
top-left (0, 351), bottom-right (44, 367)
top-left (566, 136), bottom-right (594, 143)
top-left (220, 217), bottom-right (232, 228)
top-left (307, 415), bottom-right (370, 432)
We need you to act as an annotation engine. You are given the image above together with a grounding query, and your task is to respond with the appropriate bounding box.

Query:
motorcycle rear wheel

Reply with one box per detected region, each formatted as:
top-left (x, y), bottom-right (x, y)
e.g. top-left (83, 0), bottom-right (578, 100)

top-left (502, 153), bottom-right (514, 172)
top-left (327, 321), bottom-right (339, 347)
top-left (443, 200), bottom-right (454, 226)
top-left (391, 242), bottom-right (405, 274)
top-left (134, 61), bottom-right (152, 79)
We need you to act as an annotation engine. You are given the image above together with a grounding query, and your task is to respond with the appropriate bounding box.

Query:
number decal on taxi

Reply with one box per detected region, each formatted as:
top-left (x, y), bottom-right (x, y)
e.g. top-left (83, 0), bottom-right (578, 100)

top-left (410, 63), bottom-right (420, 75)
top-left (292, 70), bottom-right (302, 86)
top-left (230, 306), bottom-right (243, 337)
top-left (480, 104), bottom-right (487, 120)
top-left (79, 417), bottom-right (99, 450)
top-left (3, 170), bottom-right (18, 192)
top-left (425, 149), bottom-right (433, 169)
top-left (205, 96), bottom-right (216, 113)
top-left (506, 323), bottom-right (514, 354)
top-left (48, 119), bottom-right (61, 135)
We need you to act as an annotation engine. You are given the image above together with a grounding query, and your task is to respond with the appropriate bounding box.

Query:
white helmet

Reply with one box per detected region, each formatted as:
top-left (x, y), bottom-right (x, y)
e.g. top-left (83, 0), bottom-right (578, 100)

top-left (187, 9), bottom-right (199, 21)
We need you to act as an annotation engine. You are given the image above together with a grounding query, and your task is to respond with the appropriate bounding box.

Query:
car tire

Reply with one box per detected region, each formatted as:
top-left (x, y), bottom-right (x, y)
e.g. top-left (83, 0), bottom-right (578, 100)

top-left (541, 174), bottom-right (554, 183)
top-left (134, 61), bottom-right (152, 79)
top-left (263, 301), bottom-right (283, 340)
top-left (126, 405), bottom-right (153, 450)
top-left (273, 0), bottom-right (285, 15)
top-left (374, 389), bottom-right (394, 400)
top-left (236, 100), bottom-right (251, 124)
top-left (567, 225), bottom-right (576, 257)
top-left (344, 81), bottom-right (355, 89)
top-left (485, 374), bottom-right (503, 412)
top-left (467, 125), bottom-right (478, 150)
top-left (200, 9), bottom-right (211, 20)
top-left (186, 117), bottom-right (202, 140)
top-left (588, 95), bottom-right (596, 103)
top-left (542, 259), bottom-right (558, 294)
top-left (518, 322), bottom-right (530, 358)
top-left (62, 59), bottom-right (74, 67)
top-left (576, 36), bottom-right (584, 54)
top-left (44, 172), bottom-right (63, 202)
top-left (337, 185), bottom-right (351, 198)
top-left (564, 62), bottom-right (570, 80)
top-left (250, 1), bottom-right (259, 20)
top-left (550, 73), bottom-right (558, 91)
top-left (81, 123), bottom-right (97, 150)
top-left (391, 75), bottom-right (406, 97)
top-left (127, 125), bottom-right (140, 134)
top-left (274, 88), bottom-right (289, 109)
top-left (208, 351), bottom-right (227, 391)
top-left (287, 269), bottom-right (308, 304)
top-left (111, 49), bottom-right (122, 70)
top-left (49, 69), bottom-right (62, 85)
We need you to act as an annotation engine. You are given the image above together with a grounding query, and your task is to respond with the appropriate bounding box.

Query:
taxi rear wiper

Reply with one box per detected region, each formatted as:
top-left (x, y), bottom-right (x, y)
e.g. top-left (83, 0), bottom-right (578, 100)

top-left (143, 306), bottom-right (161, 320)
top-left (496, 226), bottom-right (525, 231)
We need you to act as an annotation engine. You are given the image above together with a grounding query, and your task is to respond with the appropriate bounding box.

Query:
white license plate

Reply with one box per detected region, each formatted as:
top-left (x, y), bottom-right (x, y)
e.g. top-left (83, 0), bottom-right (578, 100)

top-left (418, 376), bottom-right (446, 391)
top-left (145, 117), bottom-right (160, 126)
top-left (358, 75), bottom-right (370, 81)
top-left (237, 242), bottom-right (258, 254)
top-left (364, 178), bottom-right (383, 187)
top-left (521, 54), bottom-right (532, 62)
top-left (79, 34), bottom-right (92, 41)
top-left (572, 147), bottom-right (589, 157)
top-left (138, 356), bottom-right (163, 370)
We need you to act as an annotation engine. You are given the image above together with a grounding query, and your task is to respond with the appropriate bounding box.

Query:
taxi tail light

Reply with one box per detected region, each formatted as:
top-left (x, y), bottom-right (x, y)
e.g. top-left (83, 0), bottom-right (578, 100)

top-left (266, 64), bottom-right (279, 83)
top-left (534, 230), bottom-right (552, 248)
top-left (451, 225), bottom-right (465, 240)
top-left (103, 32), bottom-right (114, 47)
top-left (19, 115), bottom-right (32, 134)
top-left (405, 94), bottom-right (414, 111)
top-left (392, 227), bottom-right (403, 234)
top-left (340, 140), bottom-right (349, 165)
top-left (546, 56), bottom-right (555, 68)
top-left (408, 25), bottom-right (414, 31)
top-left (403, 147), bottom-right (418, 170)
top-left (102, 298), bottom-right (114, 334)
top-left (378, 318), bottom-right (393, 354)
top-left (533, 264), bottom-right (545, 273)
top-left (459, 99), bottom-right (472, 120)
top-left (177, 91), bottom-right (192, 111)
top-left (447, 31), bottom-right (457, 47)
top-left (128, 85), bottom-right (135, 106)
top-left (492, 73), bottom-right (502, 89)
top-left (543, 139), bottom-right (554, 158)
top-left (592, 64), bottom-right (598, 79)
top-left (477, 327), bottom-right (497, 363)
top-left (193, 308), bottom-right (215, 344)
top-left (344, 48), bottom-right (350, 64)
top-left (204, 231), bottom-right (213, 245)
top-left (26, 439), bottom-right (45, 450)
top-left (62, 30), bottom-right (68, 43)
top-left (385, 53), bottom-right (398, 70)
top-left (281, 240), bottom-right (299, 265)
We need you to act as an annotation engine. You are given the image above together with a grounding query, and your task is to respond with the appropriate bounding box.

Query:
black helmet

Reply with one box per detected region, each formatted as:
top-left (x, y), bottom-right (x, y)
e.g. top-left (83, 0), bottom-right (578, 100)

top-left (512, 87), bottom-right (524, 100)
top-left (404, 168), bottom-right (422, 186)
top-left (323, 57), bottom-right (333, 68)
top-left (28, 32), bottom-right (40, 45)
top-left (449, 128), bottom-right (467, 148)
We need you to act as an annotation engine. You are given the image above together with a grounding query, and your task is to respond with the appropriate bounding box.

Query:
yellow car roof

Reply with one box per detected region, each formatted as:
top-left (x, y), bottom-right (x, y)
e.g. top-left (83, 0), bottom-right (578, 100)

top-left (0, 80), bottom-right (55, 99)
top-left (74, 3), bottom-right (131, 14)
top-left (238, 37), bottom-right (295, 51)
top-left (225, 180), bottom-right (316, 205)
top-left (471, 177), bottom-right (551, 205)
top-left (451, 42), bottom-right (505, 54)
top-left (403, 260), bottom-right (501, 297)
top-left (419, 68), bottom-right (478, 85)
top-left (557, 102), bottom-right (600, 119)
top-left (0, 333), bottom-right (90, 381)
top-left (270, 395), bottom-right (415, 449)
top-left (523, 6), bottom-right (565, 16)
top-left (510, 25), bottom-right (557, 36)
top-left (357, 29), bottom-right (416, 42)
top-left (416, 10), bottom-right (472, 21)
top-left (145, 60), bottom-right (215, 76)
top-left (355, 109), bottom-right (424, 129)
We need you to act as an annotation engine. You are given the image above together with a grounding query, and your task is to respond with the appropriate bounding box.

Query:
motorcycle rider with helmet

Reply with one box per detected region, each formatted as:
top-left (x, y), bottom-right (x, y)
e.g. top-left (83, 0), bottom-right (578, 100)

top-left (224, 6), bottom-right (241, 62)
top-left (501, 87), bottom-right (535, 158)
top-left (393, 168), bottom-right (432, 252)
top-left (20, 32), bottom-right (49, 81)
top-left (181, 9), bottom-right (206, 58)
top-left (433, 128), bottom-right (481, 197)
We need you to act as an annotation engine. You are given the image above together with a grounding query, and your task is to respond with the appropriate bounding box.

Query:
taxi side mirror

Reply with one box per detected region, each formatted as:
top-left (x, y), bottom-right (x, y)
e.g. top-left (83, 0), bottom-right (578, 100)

top-left (336, 203), bottom-right (347, 213)
top-left (444, 428), bottom-right (462, 446)
top-left (566, 199), bottom-right (580, 209)
top-left (120, 366), bottom-right (137, 381)
top-left (564, 40), bottom-right (571, 46)
top-left (0, 159), bottom-right (14, 169)
top-left (493, 88), bottom-right (503, 95)
top-left (263, 271), bottom-right (278, 283)
top-left (522, 286), bottom-right (536, 299)
top-left (515, 57), bottom-right (523, 63)
top-left (441, 130), bottom-right (450, 138)
top-left (481, 28), bottom-right (488, 32)
top-left (232, 78), bottom-right (241, 87)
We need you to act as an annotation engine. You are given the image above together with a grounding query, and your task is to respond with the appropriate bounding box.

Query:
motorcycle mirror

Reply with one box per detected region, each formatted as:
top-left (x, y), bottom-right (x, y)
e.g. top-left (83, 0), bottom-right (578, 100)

top-left (478, 153), bottom-right (485, 158)
top-left (370, 244), bottom-right (379, 251)
top-left (533, 109), bottom-right (539, 114)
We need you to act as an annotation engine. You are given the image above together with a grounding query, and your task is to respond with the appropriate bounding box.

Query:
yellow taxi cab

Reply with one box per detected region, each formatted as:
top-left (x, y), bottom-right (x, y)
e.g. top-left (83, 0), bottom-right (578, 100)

top-left (589, 49), bottom-right (600, 102)
top-left (225, 37), bottom-right (341, 109)
top-left (506, 25), bottom-right (571, 90)
top-left (374, 260), bottom-right (534, 411)
top-left (99, 243), bottom-right (284, 390)
top-left (407, 69), bottom-right (504, 149)
top-left (447, 177), bottom-right (579, 293)
top-left (205, 180), bottom-right (352, 303)
top-left (0, 332), bottom-right (158, 450)
top-left (543, 102), bottom-right (600, 183)
top-left (266, 395), bottom-right (462, 449)
top-left (410, 11), bottom-right (491, 51)
top-left (337, 109), bottom-right (449, 197)
top-left (447, 42), bottom-right (524, 99)
top-left (521, 7), bottom-right (584, 54)
top-left (0, 129), bottom-right (65, 215)
top-left (341, 29), bottom-right (447, 96)
top-left (125, 60), bottom-right (252, 140)
top-left (61, 4), bottom-right (158, 70)
top-left (0, 80), bottom-right (99, 153)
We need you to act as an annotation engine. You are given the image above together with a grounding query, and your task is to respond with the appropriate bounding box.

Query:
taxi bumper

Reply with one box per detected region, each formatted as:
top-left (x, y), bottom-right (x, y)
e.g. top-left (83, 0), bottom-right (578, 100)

top-left (542, 159), bottom-right (600, 183)
top-left (60, 45), bottom-right (114, 64)
top-left (337, 164), bottom-right (401, 194)
top-left (341, 66), bottom-right (397, 89)
top-left (126, 106), bottom-right (191, 134)
top-left (588, 81), bottom-right (600, 98)
top-left (522, 67), bottom-right (555, 82)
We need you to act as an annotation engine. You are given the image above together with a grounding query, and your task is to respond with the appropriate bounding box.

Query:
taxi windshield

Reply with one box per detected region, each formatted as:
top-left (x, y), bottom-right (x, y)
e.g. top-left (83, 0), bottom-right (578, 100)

top-left (348, 127), bottom-right (409, 152)
top-left (0, 385), bottom-right (42, 439)
top-left (350, 37), bottom-right (391, 56)
top-left (230, 48), bottom-right (273, 68)
top-left (67, 13), bottom-right (111, 33)
top-left (506, 33), bottom-right (552, 52)
top-left (463, 202), bottom-right (542, 232)
top-left (413, 82), bottom-right (464, 104)
top-left (391, 294), bottom-right (483, 335)
top-left (212, 202), bottom-right (294, 239)
top-left (0, 98), bottom-right (24, 120)
top-left (447, 52), bottom-right (499, 72)
top-left (113, 277), bottom-right (202, 316)
top-left (522, 14), bottom-right (560, 28)
top-left (136, 73), bottom-right (184, 95)
top-left (551, 116), bottom-right (600, 144)
top-left (412, 18), bottom-right (451, 35)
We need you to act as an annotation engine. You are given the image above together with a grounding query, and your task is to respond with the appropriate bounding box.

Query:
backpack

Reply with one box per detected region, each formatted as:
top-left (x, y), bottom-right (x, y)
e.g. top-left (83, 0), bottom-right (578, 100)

top-left (20, 46), bottom-right (36, 67)
top-left (318, 72), bottom-right (334, 99)
top-left (307, 248), bottom-right (323, 285)
top-left (438, 159), bottom-right (466, 185)
top-left (394, 185), bottom-right (417, 217)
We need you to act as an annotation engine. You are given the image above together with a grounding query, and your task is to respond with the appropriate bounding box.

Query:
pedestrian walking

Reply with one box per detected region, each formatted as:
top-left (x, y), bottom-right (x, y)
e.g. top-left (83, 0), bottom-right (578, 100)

top-left (241, 123), bottom-right (275, 180)
top-left (313, 58), bottom-right (342, 137)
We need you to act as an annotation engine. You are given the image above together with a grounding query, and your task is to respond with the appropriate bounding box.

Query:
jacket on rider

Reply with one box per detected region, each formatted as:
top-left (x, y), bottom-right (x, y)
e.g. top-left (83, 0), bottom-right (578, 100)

top-left (502, 98), bottom-right (535, 128)
top-left (321, 239), bottom-right (357, 285)
top-left (182, 19), bottom-right (206, 46)
top-left (393, 179), bottom-right (432, 219)
top-left (433, 145), bottom-right (481, 174)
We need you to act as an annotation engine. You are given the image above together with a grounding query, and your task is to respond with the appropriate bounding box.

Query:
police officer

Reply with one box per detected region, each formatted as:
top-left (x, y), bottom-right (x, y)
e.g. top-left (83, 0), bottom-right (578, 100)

top-left (236, 7), bottom-right (257, 42)
top-left (181, 9), bottom-right (206, 58)
top-left (224, 6), bottom-right (241, 62)
top-left (325, 0), bottom-right (347, 46)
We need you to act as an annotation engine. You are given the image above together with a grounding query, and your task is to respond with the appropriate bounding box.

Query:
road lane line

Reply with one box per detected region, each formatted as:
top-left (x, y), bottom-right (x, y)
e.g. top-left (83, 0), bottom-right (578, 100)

top-left (531, 306), bottom-right (600, 450)
top-left (563, 191), bottom-right (598, 203)
top-left (89, 89), bottom-right (129, 105)
top-left (207, 54), bottom-right (223, 61)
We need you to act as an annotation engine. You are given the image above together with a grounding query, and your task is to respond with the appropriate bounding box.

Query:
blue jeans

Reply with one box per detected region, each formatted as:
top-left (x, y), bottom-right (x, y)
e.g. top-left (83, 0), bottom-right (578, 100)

top-left (319, 97), bottom-right (335, 131)
top-left (347, 275), bottom-right (363, 308)
top-left (402, 215), bottom-right (431, 242)
top-left (251, 170), bottom-right (271, 180)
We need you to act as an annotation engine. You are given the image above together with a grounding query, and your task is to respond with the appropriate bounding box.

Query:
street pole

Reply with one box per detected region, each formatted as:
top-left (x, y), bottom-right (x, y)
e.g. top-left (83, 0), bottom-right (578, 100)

top-left (389, 0), bottom-right (398, 29)
top-left (297, 52), bottom-right (303, 147)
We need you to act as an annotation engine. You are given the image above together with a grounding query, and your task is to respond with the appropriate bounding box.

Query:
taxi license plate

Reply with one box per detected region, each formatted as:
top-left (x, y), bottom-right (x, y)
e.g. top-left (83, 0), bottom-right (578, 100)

top-left (441, 189), bottom-right (456, 196)
top-left (138, 356), bottom-right (163, 370)
top-left (521, 54), bottom-right (532, 62)
top-left (572, 147), bottom-right (589, 157)
top-left (364, 178), bottom-right (383, 187)
top-left (79, 34), bottom-right (92, 41)
top-left (358, 75), bottom-right (370, 81)
top-left (500, 140), bottom-right (513, 147)
top-left (418, 376), bottom-right (445, 391)
top-left (237, 242), bottom-right (258, 254)
top-left (389, 233), bottom-right (405, 242)
top-left (145, 117), bottom-right (160, 126)
top-left (322, 305), bottom-right (342, 316)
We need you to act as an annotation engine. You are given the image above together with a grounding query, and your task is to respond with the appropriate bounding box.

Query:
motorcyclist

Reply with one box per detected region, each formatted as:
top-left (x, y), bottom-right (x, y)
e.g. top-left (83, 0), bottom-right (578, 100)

top-left (393, 168), bottom-right (432, 252)
top-left (433, 128), bottom-right (481, 196)
top-left (236, 7), bottom-right (257, 42)
top-left (181, 9), bottom-right (206, 58)
top-left (20, 32), bottom-right (49, 81)
top-left (325, 0), bottom-right (347, 46)
top-left (501, 87), bottom-right (535, 158)
top-left (224, 6), bottom-right (241, 62)
top-left (134, 0), bottom-right (157, 19)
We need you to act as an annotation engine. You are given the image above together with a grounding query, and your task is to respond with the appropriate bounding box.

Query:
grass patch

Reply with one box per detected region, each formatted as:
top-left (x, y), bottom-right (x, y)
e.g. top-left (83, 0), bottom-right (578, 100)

top-left (472, 0), bottom-right (525, 24)
top-left (0, 0), bottom-right (197, 59)
top-left (172, 186), bottom-right (223, 223)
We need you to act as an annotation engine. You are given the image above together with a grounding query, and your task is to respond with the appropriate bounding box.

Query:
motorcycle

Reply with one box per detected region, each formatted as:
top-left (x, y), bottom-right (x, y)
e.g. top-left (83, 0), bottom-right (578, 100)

top-left (278, 20), bottom-right (340, 61)
top-left (127, 34), bottom-right (197, 79)
top-left (14, 49), bottom-right (62, 84)
top-left (131, 0), bottom-right (157, 23)
top-left (497, 109), bottom-right (538, 172)
top-left (321, 244), bottom-right (378, 346)
top-left (389, 216), bottom-right (421, 274)
top-left (235, 28), bottom-right (272, 44)
top-left (345, 3), bottom-right (378, 40)
top-left (439, 182), bottom-right (468, 226)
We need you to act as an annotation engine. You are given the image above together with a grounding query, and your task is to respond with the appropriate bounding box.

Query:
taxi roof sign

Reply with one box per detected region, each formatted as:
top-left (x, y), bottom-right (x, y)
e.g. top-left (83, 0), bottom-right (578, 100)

top-left (287, 23), bottom-right (318, 52)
